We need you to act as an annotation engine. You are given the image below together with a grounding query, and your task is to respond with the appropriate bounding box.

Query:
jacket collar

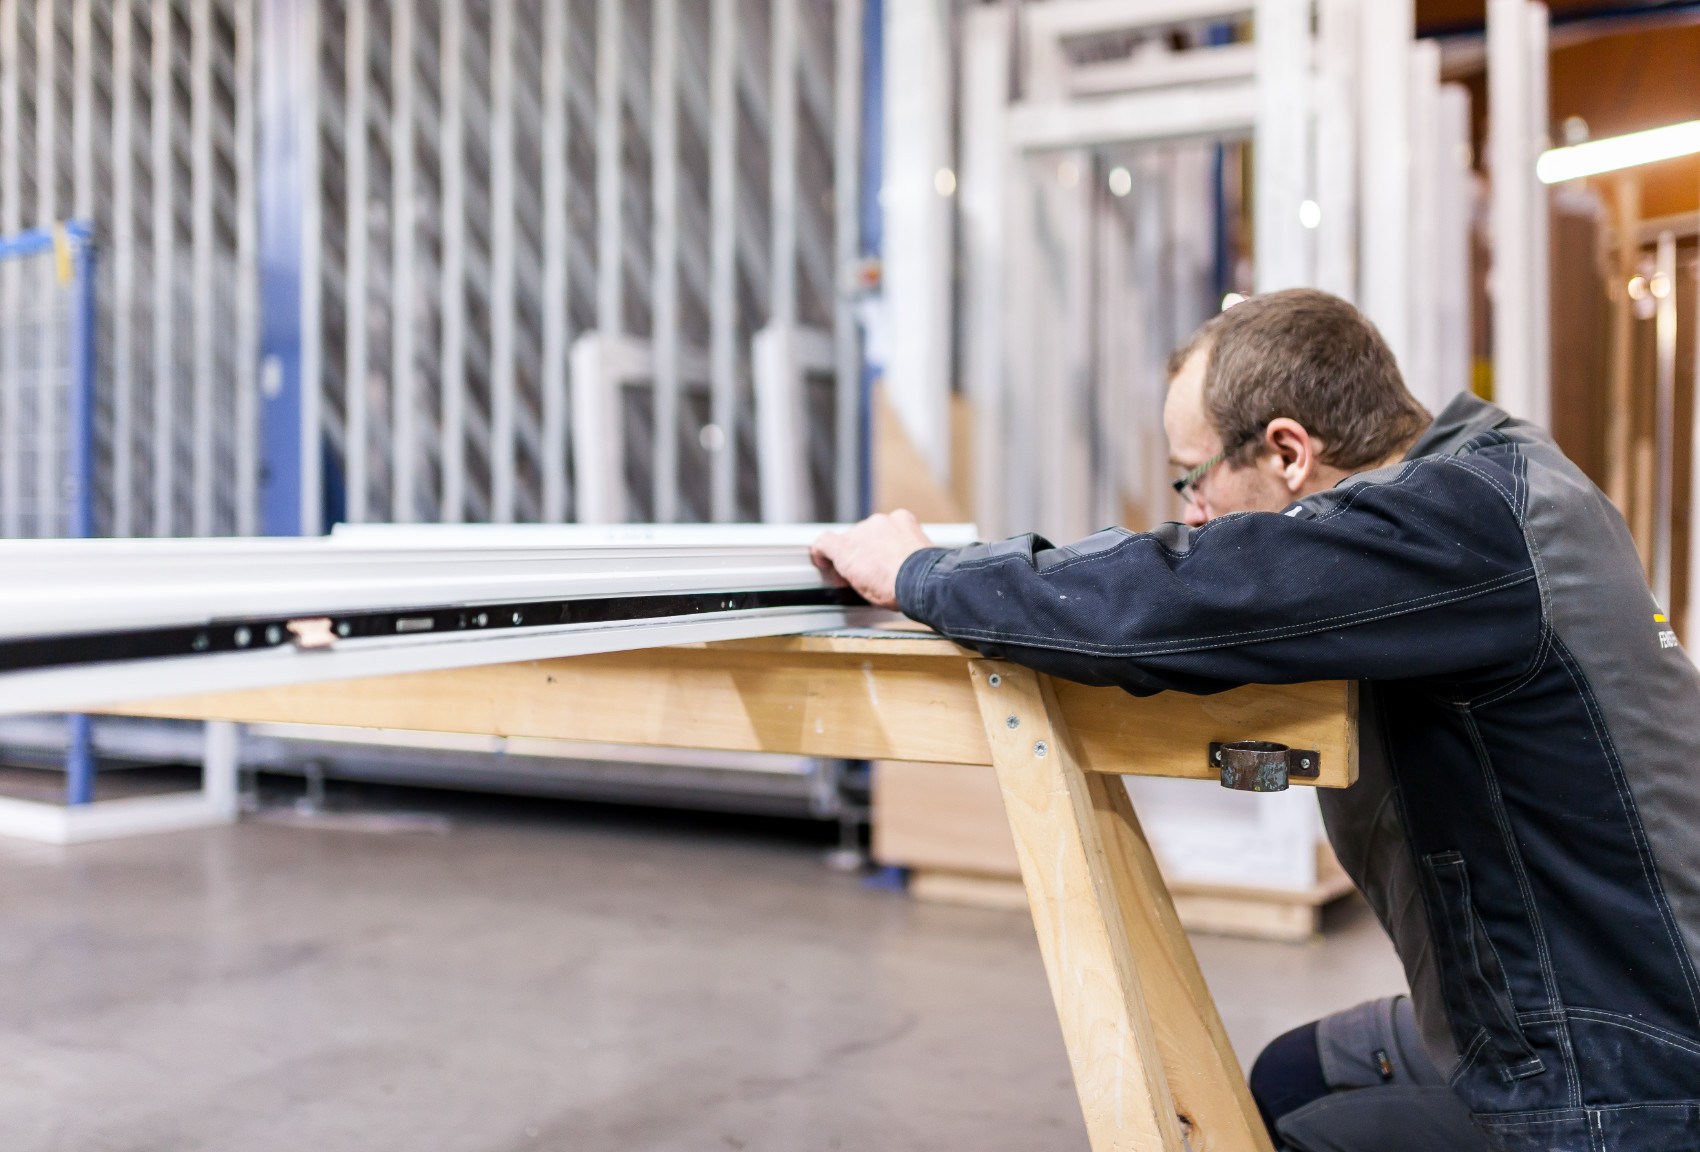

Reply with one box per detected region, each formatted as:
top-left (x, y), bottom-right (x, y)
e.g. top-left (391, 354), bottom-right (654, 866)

top-left (1404, 392), bottom-right (1513, 461)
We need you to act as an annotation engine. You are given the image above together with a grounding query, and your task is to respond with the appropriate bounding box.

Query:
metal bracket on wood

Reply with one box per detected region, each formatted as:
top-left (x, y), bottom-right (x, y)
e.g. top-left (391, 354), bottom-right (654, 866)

top-left (1209, 740), bottom-right (1320, 791)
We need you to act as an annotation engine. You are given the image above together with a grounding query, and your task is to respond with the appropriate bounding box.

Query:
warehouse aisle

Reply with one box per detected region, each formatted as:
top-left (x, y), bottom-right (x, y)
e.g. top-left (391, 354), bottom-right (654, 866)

top-left (0, 786), bottom-right (1405, 1151)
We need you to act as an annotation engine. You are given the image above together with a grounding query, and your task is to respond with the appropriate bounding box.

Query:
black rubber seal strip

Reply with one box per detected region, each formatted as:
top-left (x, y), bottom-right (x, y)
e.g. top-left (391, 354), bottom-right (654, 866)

top-left (0, 586), bottom-right (868, 675)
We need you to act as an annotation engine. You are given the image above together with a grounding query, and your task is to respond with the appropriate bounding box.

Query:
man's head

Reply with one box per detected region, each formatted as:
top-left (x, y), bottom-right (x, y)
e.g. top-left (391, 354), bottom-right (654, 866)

top-left (1162, 288), bottom-right (1430, 526)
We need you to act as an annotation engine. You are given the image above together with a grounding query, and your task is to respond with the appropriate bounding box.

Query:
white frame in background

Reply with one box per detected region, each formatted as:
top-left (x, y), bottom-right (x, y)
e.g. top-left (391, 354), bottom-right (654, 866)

top-left (569, 0), bottom-right (864, 528)
top-left (959, 0), bottom-right (1477, 544)
top-left (1488, 0), bottom-right (1551, 429)
top-left (0, 720), bottom-right (237, 844)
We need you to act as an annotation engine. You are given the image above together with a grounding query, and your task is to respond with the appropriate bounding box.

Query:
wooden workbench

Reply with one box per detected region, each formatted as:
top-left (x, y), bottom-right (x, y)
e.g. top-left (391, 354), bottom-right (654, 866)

top-left (111, 628), bottom-right (1357, 1152)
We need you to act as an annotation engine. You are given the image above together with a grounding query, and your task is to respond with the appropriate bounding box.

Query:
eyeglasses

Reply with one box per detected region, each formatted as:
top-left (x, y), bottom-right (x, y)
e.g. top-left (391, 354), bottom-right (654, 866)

top-left (1172, 450), bottom-right (1226, 504)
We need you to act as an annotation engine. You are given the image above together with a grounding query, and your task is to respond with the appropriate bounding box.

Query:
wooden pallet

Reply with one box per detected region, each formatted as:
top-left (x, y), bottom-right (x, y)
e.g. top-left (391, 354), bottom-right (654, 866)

top-left (877, 758), bottom-right (1358, 942)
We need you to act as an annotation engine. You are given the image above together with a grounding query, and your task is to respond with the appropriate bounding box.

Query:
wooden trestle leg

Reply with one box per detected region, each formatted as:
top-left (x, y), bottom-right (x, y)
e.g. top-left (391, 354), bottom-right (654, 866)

top-left (969, 661), bottom-right (1275, 1152)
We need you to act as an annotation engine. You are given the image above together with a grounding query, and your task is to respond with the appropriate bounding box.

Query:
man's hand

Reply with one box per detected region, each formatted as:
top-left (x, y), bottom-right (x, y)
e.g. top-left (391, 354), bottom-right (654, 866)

top-left (811, 511), bottom-right (935, 611)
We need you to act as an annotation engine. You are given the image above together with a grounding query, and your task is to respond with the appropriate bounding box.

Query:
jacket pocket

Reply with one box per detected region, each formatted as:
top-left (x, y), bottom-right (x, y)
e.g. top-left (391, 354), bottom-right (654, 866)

top-left (1421, 850), bottom-right (1545, 1082)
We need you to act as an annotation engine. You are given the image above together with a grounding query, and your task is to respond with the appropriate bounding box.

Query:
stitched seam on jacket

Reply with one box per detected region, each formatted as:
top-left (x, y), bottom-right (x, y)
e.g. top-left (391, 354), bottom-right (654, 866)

top-left (1449, 613), bottom-right (1557, 709)
top-left (1449, 1028), bottom-right (1494, 1088)
top-left (1476, 1102), bottom-right (1700, 1123)
top-left (932, 569), bottom-right (1536, 656)
top-left (1550, 636), bottom-right (1700, 1031)
top-left (1565, 1007), bottom-right (1700, 1058)
top-left (1458, 698), bottom-right (1578, 1103)
top-left (1450, 457), bottom-right (1519, 512)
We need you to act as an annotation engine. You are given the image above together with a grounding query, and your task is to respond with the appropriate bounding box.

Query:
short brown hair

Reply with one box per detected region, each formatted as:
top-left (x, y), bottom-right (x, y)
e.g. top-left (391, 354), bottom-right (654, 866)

top-left (1167, 288), bottom-right (1430, 470)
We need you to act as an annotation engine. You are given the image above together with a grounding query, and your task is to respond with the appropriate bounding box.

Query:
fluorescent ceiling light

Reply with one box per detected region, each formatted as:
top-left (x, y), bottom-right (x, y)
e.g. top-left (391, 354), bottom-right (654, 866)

top-left (1537, 120), bottom-right (1700, 184)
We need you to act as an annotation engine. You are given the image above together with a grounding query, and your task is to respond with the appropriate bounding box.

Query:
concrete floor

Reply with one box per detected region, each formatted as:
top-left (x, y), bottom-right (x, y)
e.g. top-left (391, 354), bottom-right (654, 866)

top-left (0, 783), bottom-right (1408, 1152)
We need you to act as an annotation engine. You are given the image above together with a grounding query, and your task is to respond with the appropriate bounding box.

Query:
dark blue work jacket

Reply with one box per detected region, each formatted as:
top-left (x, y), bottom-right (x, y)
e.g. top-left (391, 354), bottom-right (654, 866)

top-left (895, 393), bottom-right (1700, 1152)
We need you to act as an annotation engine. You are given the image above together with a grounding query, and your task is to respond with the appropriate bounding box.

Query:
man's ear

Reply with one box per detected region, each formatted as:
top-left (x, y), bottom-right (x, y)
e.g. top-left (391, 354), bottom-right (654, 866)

top-left (1262, 418), bottom-right (1319, 494)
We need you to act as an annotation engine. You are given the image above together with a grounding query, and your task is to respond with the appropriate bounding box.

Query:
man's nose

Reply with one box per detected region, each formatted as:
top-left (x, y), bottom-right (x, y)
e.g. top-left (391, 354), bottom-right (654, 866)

top-left (1182, 502), bottom-right (1208, 528)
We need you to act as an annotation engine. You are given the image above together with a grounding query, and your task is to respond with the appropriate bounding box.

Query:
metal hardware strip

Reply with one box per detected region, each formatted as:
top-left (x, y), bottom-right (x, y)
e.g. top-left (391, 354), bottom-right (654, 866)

top-left (0, 586), bottom-right (865, 677)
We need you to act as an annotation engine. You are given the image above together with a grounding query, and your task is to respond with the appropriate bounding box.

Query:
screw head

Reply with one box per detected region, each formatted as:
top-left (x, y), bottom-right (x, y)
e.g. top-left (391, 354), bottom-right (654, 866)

top-left (233, 626), bottom-right (251, 647)
top-left (511, 611), bottom-right (524, 625)
top-left (474, 612), bottom-right (488, 627)
top-left (1034, 741), bottom-right (1049, 758)
top-left (987, 673), bottom-right (1002, 687)
top-left (265, 625), bottom-right (282, 645)
top-left (1006, 715), bottom-right (1020, 730)
top-left (336, 621), bottom-right (352, 637)
top-left (1300, 757), bottom-right (1312, 769)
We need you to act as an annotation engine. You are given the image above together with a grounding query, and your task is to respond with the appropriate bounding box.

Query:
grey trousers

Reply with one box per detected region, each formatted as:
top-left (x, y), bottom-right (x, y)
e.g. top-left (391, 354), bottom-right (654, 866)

top-left (1276, 997), bottom-right (1493, 1152)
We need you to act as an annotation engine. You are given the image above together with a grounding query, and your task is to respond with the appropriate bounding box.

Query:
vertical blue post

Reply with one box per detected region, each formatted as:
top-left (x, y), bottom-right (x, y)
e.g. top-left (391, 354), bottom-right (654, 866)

top-left (67, 221), bottom-right (96, 539)
top-left (65, 220), bottom-right (96, 804)
top-left (65, 713), bottom-right (94, 805)
top-left (1208, 22), bottom-right (1235, 306)
top-left (857, 0), bottom-right (883, 518)
top-left (258, 0), bottom-right (306, 536)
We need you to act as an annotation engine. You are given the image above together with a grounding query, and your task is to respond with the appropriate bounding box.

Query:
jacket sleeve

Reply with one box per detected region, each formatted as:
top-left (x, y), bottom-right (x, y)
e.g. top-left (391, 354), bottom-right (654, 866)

top-left (894, 454), bottom-right (1543, 696)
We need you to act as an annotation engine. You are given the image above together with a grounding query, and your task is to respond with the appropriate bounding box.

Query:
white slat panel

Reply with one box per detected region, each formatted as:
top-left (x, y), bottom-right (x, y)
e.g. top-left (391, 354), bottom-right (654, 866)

top-left (652, 0), bottom-right (679, 523)
top-left (149, 0), bottom-right (172, 535)
top-left (298, 0), bottom-right (323, 535)
top-left (191, 0), bottom-right (216, 535)
top-left (391, 0), bottom-right (417, 522)
top-left (1405, 37), bottom-right (1440, 411)
top-left (707, 0), bottom-right (735, 523)
top-left (1253, 0), bottom-right (1312, 293)
top-left (1313, 0), bottom-right (1358, 304)
top-left (1357, 0), bottom-right (1410, 364)
top-left (489, 0), bottom-right (516, 522)
top-left (1488, 0), bottom-right (1532, 424)
top-left (344, 0), bottom-right (369, 524)
top-left (595, 0), bottom-right (622, 337)
top-left (1525, 2), bottom-right (1549, 429)
top-left (959, 4), bottom-right (1006, 537)
top-left (235, 0), bottom-right (258, 535)
top-left (541, 0), bottom-right (570, 522)
top-left (112, 0), bottom-right (137, 536)
top-left (34, 0), bottom-right (56, 536)
top-left (0, 0), bottom-right (18, 536)
top-left (72, 0), bottom-right (92, 217)
top-left (833, 0), bottom-right (863, 521)
top-left (438, 0), bottom-right (465, 523)
top-left (768, 0), bottom-right (796, 327)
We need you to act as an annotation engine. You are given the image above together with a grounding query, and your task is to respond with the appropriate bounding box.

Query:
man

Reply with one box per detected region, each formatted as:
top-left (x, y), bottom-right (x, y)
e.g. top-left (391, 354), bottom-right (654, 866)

top-left (812, 289), bottom-right (1700, 1152)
